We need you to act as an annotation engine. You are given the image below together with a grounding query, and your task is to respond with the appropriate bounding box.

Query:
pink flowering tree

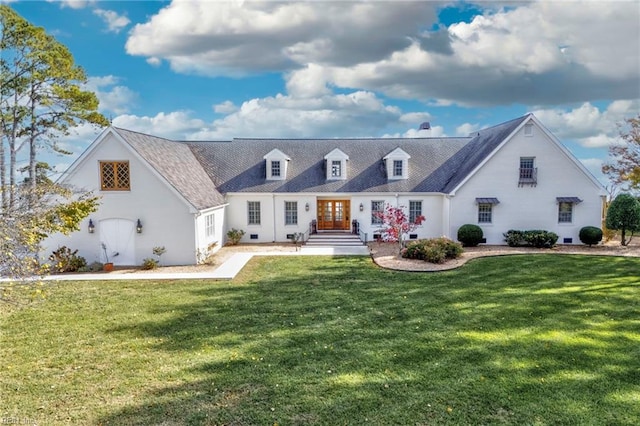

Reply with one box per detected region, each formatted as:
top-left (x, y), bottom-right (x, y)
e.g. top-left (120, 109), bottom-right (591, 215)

top-left (374, 203), bottom-right (425, 253)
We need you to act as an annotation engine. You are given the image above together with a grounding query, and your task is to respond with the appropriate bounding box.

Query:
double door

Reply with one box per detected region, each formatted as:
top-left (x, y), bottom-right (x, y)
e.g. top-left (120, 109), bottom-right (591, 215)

top-left (317, 200), bottom-right (350, 231)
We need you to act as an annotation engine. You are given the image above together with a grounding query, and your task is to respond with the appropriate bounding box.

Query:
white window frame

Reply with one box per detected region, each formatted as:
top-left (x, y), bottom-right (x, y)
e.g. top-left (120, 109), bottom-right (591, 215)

top-left (393, 160), bottom-right (403, 177)
top-left (285, 201), bottom-right (298, 225)
top-left (271, 160), bottom-right (281, 178)
top-left (331, 160), bottom-right (342, 178)
top-left (205, 213), bottom-right (215, 237)
top-left (478, 203), bottom-right (492, 223)
top-left (248, 201), bottom-right (261, 225)
top-left (371, 200), bottom-right (384, 225)
top-left (409, 200), bottom-right (422, 223)
top-left (558, 202), bottom-right (573, 223)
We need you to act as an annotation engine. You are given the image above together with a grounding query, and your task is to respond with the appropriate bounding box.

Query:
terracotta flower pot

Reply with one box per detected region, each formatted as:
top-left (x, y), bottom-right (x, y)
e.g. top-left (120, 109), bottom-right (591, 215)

top-left (103, 262), bottom-right (114, 272)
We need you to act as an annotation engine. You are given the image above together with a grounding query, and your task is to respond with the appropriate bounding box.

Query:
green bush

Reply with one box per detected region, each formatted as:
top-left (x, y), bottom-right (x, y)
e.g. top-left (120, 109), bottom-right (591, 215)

top-left (504, 230), bottom-right (526, 247)
top-left (226, 228), bottom-right (245, 245)
top-left (49, 246), bottom-right (87, 273)
top-left (504, 229), bottom-right (558, 248)
top-left (523, 230), bottom-right (558, 248)
top-left (141, 258), bottom-right (159, 270)
top-left (402, 237), bottom-right (463, 264)
top-left (457, 224), bottom-right (484, 247)
top-left (424, 244), bottom-right (446, 264)
top-left (579, 226), bottom-right (603, 246)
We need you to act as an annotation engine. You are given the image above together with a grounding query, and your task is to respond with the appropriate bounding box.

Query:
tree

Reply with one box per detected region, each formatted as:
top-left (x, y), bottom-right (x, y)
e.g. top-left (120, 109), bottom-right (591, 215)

top-left (0, 5), bottom-right (108, 211)
top-left (374, 203), bottom-right (425, 253)
top-left (605, 193), bottom-right (640, 246)
top-left (602, 115), bottom-right (640, 193)
top-left (0, 6), bottom-right (106, 301)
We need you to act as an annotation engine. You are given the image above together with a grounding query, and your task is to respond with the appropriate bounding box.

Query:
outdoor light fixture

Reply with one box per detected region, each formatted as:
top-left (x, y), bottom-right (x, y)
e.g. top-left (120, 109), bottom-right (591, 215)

top-left (136, 219), bottom-right (143, 234)
top-left (359, 203), bottom-right (364, 212)
top-left (305, 202), bottom-right (310, 212)
top-left (88, 219), bottom-right (95, 233)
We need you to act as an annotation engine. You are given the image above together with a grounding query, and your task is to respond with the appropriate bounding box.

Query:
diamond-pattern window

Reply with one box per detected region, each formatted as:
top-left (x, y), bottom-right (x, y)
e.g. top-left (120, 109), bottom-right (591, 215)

top-left (100, 161), bottom-right (130, 190)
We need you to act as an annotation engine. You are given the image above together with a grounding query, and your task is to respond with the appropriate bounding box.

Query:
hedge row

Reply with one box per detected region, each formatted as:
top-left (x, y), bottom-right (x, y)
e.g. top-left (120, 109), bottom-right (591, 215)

top-left (503, 229), bottom-right (558, 248)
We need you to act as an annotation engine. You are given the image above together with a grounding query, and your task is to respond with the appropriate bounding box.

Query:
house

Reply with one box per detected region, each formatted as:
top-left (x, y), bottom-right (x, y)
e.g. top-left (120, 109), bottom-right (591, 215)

top-left (44, 114), bottom-right (606, 266)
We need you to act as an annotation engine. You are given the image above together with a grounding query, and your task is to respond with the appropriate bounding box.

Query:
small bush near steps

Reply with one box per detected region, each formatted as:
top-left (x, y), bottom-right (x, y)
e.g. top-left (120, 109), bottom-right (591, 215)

top-left (401, 237), bottom-right (463, 264)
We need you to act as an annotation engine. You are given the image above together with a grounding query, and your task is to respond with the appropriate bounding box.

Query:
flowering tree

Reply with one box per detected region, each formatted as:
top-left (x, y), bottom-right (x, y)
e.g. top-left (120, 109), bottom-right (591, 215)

top-left (374, 203), bottom-right (425, 252)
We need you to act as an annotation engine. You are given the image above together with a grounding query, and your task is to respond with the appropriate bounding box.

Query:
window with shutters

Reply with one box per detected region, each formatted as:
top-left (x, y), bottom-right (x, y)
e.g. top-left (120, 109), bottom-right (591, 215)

top-left (100, 161), bottom-right (130, 191)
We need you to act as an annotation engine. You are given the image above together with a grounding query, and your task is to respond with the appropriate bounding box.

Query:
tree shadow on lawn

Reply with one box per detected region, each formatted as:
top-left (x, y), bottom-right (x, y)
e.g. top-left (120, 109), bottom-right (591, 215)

top-left (100, 255), bottom-right (640, 425)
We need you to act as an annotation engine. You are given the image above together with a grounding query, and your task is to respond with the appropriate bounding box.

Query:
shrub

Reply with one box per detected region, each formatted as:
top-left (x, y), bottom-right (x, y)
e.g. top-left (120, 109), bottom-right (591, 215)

top-left (403, 240), bottom-right (427, 260)
top-left (402, 237), bottom-right (463, 264)
top-left (579, 226), bottom-right (603, 247)
top-left (504, 230), bottom-right (526, 247)
top-left (457, 224), bottom-right (484, 247)
top-left (226, 228), bottom-right (245, 245)
top-left (424, 244), bottom-right (446, 264)
top-left (141, 258), bottom-right (159, 270)
top-left (505, 229), bottom-right (558, 248)
top-left (196, 242), bottom-right (219, 265)
top-left (523, 230), bottom-right (558, 248)
top-left (49, 246), bottom-right (87, 273)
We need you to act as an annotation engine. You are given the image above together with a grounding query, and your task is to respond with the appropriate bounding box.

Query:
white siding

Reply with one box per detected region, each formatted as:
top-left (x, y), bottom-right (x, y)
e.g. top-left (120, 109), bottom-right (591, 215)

top-left (449, 123), bottom-right (603, 244)
top-left (43, 133), bottom-right (198, 266)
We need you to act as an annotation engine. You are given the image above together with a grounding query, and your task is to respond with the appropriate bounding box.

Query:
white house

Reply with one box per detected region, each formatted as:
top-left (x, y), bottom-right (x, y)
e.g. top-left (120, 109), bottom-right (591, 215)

top-left (44, 114), bottom-right (606, 266)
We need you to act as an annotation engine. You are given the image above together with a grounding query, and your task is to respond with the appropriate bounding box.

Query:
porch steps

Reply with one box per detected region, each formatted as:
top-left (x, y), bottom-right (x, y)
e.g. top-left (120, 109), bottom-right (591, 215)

top-left (302, 233), bottom-right (369, 255)
top-left (304, 233), bottom-right (364, 247)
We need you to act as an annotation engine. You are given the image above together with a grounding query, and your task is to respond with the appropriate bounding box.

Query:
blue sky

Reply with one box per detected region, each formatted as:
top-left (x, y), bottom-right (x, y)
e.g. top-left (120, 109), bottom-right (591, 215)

top-left (6, 0), bottom-right (640, 183)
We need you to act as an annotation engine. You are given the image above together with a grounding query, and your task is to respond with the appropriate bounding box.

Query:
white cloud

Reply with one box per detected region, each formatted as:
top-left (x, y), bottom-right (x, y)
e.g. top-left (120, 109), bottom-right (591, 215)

top-left (112, 111), bottom-right (207, 140)
top-left (399, 112), bottom-right (432, 125)
top-left (531, 100), bottom-right (640, 148)
top-left (213, 101), bottom-right (238, 114)
top-left (146, 57), bottom-right (162, 67)
top-left (579, 158), bottom-right (607, 184)
top-left (124, 1), bottom-right (639, 107)
top-left (93, 8), bottom-right (130, 33)
top-left (85, 76), bottom-right (138, 115)
top-left (456, 122), bottom-right (481, 136)
top-left (193, 90), bottom-right (402, 139)
top-left (56, 0), bottom-right (94, 9)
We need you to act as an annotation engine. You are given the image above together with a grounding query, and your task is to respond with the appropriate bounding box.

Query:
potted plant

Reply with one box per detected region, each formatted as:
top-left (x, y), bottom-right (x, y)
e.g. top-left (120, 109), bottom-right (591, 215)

top-left (101, 242), bottom-right (114, 272)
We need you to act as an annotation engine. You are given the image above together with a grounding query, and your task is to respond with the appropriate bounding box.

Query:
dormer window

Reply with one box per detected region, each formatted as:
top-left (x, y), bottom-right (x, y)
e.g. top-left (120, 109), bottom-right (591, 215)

top-left (383, 148), bottom-right (410, 180)
top-left (393, 160), bottom-right (403, 177)
top-left (324, 148), bottom-right (349, 180)
top-left (331, 160), bottom-right (342, 178)
top-left (271, 160), bottom-right (281, 177)
top-left (264, 149), bottom-right (290, 180)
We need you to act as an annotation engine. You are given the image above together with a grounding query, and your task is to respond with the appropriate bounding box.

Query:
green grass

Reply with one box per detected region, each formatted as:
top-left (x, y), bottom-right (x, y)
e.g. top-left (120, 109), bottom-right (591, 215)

top-left (1, 254), bottom-right (639, 425)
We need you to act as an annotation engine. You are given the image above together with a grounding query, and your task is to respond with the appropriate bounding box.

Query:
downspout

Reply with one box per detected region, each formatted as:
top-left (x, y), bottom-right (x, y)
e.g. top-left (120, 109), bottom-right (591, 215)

top-left (272, 194), bottom-right (277, 242)
top-left (193, 210), bottom-right (201, 265)
top-left (443, 194), bottom-right (452, 239)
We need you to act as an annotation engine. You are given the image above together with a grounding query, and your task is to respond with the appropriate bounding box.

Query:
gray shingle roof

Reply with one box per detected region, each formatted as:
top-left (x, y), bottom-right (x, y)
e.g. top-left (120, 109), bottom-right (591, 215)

top-left (112, 127), bottom-right (225, 210)
top-left (109, 114), bottom-right (532, 203)
top-left (441, 114), bottom-right (530, 193)
top-left (187, 137), bottom-right (470, 193)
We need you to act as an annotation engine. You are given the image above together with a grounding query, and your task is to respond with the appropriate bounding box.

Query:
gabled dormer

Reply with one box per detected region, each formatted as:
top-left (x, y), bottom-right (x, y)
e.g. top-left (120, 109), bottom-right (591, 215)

top-left (324, 148), bottom-right (349, 180)
top-left (383, 147), bottom-right (410, 180)
top-left (264, 149), bottom-right (290, 180)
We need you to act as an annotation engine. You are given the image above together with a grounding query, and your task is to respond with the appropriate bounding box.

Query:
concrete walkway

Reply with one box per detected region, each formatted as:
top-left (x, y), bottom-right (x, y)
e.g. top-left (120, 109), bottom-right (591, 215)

top-left (22, 245), bottom-right (370, 282)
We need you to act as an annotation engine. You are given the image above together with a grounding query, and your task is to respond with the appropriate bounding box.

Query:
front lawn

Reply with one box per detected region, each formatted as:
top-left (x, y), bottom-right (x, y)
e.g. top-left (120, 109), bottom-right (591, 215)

top-left (1, 255), bottom-right (639, 425)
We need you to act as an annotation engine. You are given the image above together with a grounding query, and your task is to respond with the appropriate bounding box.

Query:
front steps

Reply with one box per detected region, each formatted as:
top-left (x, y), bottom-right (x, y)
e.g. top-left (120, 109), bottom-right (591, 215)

top-left (305, 232), bottom-right (364, 247)
top-left (301, 232), bottom-right (370, 255)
